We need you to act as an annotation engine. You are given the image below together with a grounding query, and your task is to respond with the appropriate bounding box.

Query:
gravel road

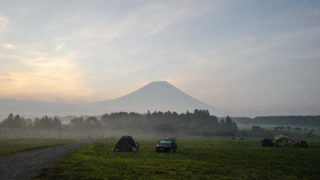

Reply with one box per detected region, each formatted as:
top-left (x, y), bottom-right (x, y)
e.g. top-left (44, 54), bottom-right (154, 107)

top-left (0, 142), bottom-right (87, 180)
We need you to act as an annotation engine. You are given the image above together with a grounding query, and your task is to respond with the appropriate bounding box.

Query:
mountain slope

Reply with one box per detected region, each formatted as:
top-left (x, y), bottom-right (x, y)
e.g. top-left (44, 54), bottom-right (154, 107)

top-left (0, 98), bottom-right (84, 118)
top-left (0, 81), bottom-right (214, 117)
top-left (89, 81), bottom-right (213, 113)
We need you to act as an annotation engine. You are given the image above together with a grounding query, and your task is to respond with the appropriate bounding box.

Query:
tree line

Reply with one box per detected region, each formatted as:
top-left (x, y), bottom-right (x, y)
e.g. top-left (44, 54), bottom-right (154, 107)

top-left (238, 125), bottom-right (318, 139)
top-left (0, 110), bottom-right (238, 137)
top-left (232, 116), bottom-right (320, 127)
top-left (0, 113), bottom-right (61, 130)
top-left (97, 109), bottom-right (238, 136)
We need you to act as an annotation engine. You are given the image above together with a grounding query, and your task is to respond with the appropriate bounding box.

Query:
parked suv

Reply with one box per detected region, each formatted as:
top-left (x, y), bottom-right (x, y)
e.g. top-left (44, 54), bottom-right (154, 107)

top-left (156, 138), bottom-right (177, 153)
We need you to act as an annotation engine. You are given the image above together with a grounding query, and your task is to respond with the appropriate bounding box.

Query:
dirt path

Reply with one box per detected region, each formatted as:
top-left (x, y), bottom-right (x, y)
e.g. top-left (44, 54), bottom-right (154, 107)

top-left (0, 142), bottom-right (87, 180)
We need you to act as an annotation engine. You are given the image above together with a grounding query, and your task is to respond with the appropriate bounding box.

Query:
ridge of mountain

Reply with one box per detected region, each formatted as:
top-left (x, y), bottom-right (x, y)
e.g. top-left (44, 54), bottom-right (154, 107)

top-left (89, 81), bottom-right (213, 113)
top-left (0, 81), bottom-right (215, 117)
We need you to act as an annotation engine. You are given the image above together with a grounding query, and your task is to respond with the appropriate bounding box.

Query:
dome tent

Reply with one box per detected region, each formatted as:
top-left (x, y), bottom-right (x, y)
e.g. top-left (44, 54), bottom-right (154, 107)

top-left (274, 135), bottom-right (296, 146)
top-left (112, 136), bottom-right (139, 152)
top-left (261, 138), bottom-right (274, 147)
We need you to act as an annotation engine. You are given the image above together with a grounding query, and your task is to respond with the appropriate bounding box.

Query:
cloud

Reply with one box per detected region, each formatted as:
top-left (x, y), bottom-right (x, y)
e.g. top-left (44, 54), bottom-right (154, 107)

top-left (0, 15), bottom-right (8, 31)
top-left (0, 15), bottom-right (9, 37)
top-left (55, 42), bottom-right (65, 51)
top-left (74, 0), bottom-right (223, 40)
top-left (154, 24), bottom-right (320, 109)
top-left (117, 0), bottom-right (205, 36)
top-left (0, 49), bottom-right (93, 102)
top-left (1, 43), bottom-right (16, 49)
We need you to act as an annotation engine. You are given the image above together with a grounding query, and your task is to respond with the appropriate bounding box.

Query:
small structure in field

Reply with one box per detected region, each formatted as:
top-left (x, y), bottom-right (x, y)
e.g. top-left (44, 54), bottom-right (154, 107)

top-left (261, 135), bottom-right (308, 148)
top-left (294, 140), bottom-right (308, 148)
top-left (112, 136), bottom-right (139, 152)
top-left (261, 138), bottom-right (274, 147)
top-left (273, 135), bottom-right (296, 147)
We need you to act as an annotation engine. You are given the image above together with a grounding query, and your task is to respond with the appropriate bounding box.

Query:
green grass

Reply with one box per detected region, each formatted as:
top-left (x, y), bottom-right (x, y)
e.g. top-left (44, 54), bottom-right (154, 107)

top-left (0, 138), bottom-right (74, 156)
top-left (35, 138), bottom-right (320, 179)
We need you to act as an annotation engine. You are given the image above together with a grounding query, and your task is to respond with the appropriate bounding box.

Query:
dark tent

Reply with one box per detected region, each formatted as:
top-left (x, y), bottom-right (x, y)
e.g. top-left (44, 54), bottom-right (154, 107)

top-left (261, 138), bottom-right (274, 147)
top-left (112, 136), bottom-right (139, 152)
top-left (295, 141), bottom-right (308, 148)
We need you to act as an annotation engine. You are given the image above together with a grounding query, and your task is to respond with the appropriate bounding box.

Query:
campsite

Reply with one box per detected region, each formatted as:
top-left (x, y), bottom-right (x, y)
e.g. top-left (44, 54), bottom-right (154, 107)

top-left (1, 112), bottom-right (320, 179)
top-left (31, 137), bottom-right (320, 179)
top-left (1, 111), bottom-right (319, 179)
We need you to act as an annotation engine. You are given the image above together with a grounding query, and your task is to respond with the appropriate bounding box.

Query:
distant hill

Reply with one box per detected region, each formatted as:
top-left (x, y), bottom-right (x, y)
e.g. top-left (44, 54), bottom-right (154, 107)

top-left (232, 116), bottom-right (320, 127)
top-left (0, 98), bottom-right (84, 118)
top-left (1, 81), bottom-right (318, 119)
top-left (0, 81), bottom-right (215, 118)
top-left (87, 81), bottom-right (213, 114)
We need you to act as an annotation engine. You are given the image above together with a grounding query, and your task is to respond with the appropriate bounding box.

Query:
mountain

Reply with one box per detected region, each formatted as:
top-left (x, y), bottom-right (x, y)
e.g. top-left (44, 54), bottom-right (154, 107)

top-left (88, 81), bottom-right (213, 114)
top-left (0, 81), bottom-right (215, 118)
top-left (0, 98), bottom-right (84, 118)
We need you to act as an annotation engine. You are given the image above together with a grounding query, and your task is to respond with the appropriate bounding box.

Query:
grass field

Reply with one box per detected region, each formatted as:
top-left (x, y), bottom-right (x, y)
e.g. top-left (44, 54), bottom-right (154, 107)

top-left (34, 138), bottom-right (320, 179)
top-left (0, 138), bottom-right (74, 156)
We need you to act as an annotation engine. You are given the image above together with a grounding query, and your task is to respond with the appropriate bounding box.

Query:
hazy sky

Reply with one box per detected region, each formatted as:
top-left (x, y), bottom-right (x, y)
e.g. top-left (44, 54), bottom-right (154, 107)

top-left (0, 0), bottom-right (319, 113)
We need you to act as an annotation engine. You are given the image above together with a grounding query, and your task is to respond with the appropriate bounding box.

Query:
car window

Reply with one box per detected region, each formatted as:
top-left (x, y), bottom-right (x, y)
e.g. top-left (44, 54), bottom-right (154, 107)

top-left (160, 140), bottom-right (171, 144)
